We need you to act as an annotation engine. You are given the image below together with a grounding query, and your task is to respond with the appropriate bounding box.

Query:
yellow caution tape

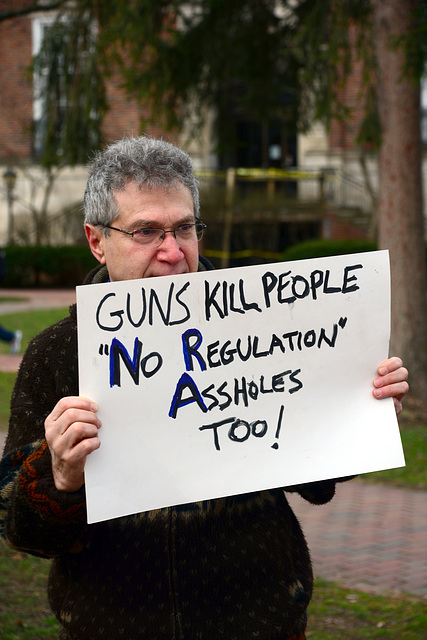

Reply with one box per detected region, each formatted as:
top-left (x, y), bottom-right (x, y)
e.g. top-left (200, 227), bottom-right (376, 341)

top-left (204, 248), bottom-right (283, 260)
top-left (195, 168), bottom-right (323, 181)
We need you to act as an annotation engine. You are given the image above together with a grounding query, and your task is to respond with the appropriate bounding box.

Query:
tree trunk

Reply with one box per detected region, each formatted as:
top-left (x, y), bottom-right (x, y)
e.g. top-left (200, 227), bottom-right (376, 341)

top-left (372, 0), bottom-right (427, 398)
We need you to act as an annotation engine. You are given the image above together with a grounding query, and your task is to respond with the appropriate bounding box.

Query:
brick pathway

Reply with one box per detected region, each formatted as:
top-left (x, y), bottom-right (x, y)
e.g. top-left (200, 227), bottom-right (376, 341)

top-left (1, 289), bottom-right (427, 599)
top-left (287, 481), bottom-right (427, 598)
top-left (0, 288), bottom-right (76, 314)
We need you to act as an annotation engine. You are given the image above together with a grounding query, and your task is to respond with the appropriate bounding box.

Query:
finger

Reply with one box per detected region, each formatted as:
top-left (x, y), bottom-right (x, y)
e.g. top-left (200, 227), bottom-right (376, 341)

top-left (55, 432), bottom-right (101, 470)
top-left (51, 419), bottom-right (101, 453)
top-left (47, 407), bottom-right (101, 438)
top-left (48, 396), bottom-right (98, 423)
top-left (50, 426), bottom-right (101, 492)
top-left (377, 356), bottom-right (403, 376)
top-left (45, 398), bottom-right (101, 443)
top-left (373, 368), bottom-right (409, 390)
top-left (373, 380), bottom-right (409, 399)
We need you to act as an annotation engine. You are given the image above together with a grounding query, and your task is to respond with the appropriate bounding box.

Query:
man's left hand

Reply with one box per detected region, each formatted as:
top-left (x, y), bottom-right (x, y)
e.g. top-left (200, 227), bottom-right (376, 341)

top-left (373, 356), bottom-right (409, 415)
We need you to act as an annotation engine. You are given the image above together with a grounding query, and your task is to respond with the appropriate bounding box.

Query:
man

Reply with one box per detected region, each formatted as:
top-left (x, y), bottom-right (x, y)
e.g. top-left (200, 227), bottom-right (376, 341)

top-left (0, 136), bottom-right (409, 640)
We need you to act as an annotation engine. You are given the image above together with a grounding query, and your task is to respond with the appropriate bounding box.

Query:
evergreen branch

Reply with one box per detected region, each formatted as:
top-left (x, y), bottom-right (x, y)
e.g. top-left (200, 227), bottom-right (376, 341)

top-left (0, 0), bottom-right (65, 23)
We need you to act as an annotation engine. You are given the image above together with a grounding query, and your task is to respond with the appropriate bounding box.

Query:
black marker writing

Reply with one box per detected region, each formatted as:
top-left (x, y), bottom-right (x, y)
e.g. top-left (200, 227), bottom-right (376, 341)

top-left (181, 319), bottom-right (348, 372)
top-left (199, 404), bottom-right (285, 451)
top-left (96, 281), bottom-right (191, 331)
top-left (105, 337), bottom-right (163, 387)
top-left (271, 404), bottom-right (285, 450)
top-left (261, 265), bottom-right (363, 308)
top-left (204, 279), bottom-right (262, 321)
top-left (169, 369), bottom-right (302, 418)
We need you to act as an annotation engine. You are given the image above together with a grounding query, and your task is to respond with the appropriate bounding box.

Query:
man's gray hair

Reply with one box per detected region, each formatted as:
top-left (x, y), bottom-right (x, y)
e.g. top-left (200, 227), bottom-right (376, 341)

top-left (84, 136), bottom-right (200, 227)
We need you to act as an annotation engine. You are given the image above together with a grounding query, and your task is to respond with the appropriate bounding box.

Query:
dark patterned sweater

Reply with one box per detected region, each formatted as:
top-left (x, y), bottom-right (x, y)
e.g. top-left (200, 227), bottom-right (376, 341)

top-left (0, 262), bottom-right (346, 640)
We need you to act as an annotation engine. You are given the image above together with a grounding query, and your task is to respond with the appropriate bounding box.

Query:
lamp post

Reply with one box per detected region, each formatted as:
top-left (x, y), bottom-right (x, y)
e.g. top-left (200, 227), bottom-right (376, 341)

top-left (2, 166), bottom-right (17, 245)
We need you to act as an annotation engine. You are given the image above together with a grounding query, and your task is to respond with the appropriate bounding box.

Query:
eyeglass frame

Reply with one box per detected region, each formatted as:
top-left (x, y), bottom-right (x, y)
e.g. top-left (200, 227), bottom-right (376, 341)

top-left (100, 220), bottom-right (207, 245)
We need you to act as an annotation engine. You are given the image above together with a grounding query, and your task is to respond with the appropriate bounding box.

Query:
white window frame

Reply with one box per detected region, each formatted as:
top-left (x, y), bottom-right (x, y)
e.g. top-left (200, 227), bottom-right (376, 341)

top-left (31, 14), bottom-right (58, 123)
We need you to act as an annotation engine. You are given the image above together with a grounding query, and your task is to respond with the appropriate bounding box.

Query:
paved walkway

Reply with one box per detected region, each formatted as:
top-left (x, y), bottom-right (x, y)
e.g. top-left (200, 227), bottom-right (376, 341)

top-left (0, 288), bottom-right (426, 599)
top-left (287, 482), bottom-right (427, 598)
top-left (0, 288), bottom-right (76, 314)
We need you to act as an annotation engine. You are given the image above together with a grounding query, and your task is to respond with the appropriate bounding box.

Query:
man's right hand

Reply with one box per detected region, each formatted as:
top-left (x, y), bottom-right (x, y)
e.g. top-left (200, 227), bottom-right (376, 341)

top-left (45, 397), bottom-right (101, 492)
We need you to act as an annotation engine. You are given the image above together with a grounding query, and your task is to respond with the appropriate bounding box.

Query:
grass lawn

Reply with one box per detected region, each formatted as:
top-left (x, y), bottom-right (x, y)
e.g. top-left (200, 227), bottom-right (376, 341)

top-left (0, 308), bottom-right (70, 433)
top-left (307, 579), bottom-right (427, 639)
top-left (0, 549), bottom-right (58, 639)
top-left (0, 296), bottom-right (29, 304)
top-left (0, 308), bottom-right (69, 356)
top-left (0, 306), bottom-right (426, 639)
top-left (0, 371), bottom-right (16, 432)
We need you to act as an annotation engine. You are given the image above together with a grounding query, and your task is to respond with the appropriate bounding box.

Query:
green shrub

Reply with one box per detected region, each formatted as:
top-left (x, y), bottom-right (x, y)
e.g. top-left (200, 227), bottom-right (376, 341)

top-left (2, 246), bottom-right (98, 288)
top-left (281, 238), bottom-right (427, 266)
top-left (281, 238), bottom-right (377, 262)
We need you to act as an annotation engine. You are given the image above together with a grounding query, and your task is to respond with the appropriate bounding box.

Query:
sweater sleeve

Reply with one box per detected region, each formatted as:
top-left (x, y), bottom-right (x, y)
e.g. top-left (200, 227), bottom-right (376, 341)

top-left (0, 311), bottom-right (94, 558)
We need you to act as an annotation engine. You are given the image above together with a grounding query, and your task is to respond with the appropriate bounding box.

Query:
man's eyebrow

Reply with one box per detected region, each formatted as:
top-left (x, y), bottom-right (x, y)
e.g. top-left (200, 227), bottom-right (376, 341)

top-left (129, 215), bottom-right (196, 230)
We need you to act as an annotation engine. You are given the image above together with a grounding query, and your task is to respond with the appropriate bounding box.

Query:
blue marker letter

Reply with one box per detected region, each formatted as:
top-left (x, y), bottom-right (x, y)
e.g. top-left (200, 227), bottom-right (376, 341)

top-left (169, 372), bottom-right (208, 418)
top-left (110, 337), bottom-right (142, 387)
top-left (181, 328), bottom-right (206, 372)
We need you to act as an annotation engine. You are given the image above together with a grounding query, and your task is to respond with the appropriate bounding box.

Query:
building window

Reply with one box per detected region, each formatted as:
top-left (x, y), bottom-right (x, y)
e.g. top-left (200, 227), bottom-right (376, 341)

top-left (31, 13), bottom-right (102, 164)
top-left (32, 16), bottom-right (60, 157)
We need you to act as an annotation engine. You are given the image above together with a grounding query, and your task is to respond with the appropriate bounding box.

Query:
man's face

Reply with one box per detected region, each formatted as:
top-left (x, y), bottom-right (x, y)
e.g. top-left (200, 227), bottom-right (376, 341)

top-left (85, 181), bottom-right (200, 281)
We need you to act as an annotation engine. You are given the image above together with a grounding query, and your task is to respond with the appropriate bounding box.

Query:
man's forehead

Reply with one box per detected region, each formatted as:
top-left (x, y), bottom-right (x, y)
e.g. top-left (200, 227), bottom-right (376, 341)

top-left (112, 181), bottom-right (195, 223)
top-left (113, 179), bottom-right (191, 197)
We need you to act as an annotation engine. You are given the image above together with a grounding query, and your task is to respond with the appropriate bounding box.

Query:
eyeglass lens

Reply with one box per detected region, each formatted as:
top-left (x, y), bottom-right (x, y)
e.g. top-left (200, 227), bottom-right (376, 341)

top-left (133, 223), bottom-right (205, 245)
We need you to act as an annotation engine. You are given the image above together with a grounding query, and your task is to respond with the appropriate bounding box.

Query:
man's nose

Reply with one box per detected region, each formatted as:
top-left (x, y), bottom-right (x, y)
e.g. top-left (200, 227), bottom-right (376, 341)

top-left (157, 232), bottom-right (184, 262)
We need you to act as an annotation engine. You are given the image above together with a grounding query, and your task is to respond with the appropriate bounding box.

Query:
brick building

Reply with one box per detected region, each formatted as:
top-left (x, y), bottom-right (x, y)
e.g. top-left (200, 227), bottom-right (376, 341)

top-left (0, 1), bottom-right (425, 249)
top-left (0, 0), bottom-right (174, 160)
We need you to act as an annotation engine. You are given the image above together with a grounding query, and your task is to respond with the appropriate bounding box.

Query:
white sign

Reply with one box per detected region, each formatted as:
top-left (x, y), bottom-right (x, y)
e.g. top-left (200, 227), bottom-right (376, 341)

top-left (77, 251), bottom-right (405, 524)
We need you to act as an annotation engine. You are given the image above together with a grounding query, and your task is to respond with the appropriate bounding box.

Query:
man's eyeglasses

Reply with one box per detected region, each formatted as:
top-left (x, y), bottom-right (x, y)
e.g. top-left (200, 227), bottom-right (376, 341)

top-left (102, 221), bottom-right (207, 247)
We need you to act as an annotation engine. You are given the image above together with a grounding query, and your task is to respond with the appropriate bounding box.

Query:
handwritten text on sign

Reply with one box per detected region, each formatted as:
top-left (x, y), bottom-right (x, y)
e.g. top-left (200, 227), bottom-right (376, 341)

top-left (77, 251), bottom-right (404, 524)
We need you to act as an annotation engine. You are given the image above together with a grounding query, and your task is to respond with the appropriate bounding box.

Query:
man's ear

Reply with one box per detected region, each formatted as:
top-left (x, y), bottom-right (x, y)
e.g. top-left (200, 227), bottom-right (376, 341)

top-left (85, 224), bottom-right (107, 264)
